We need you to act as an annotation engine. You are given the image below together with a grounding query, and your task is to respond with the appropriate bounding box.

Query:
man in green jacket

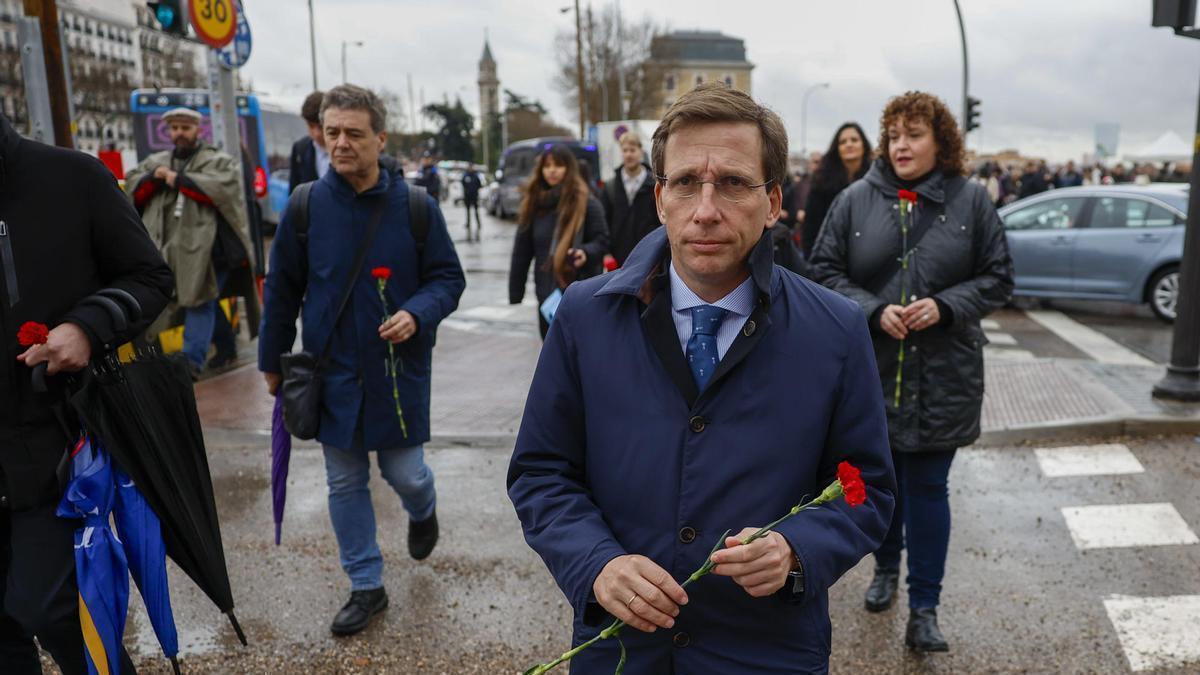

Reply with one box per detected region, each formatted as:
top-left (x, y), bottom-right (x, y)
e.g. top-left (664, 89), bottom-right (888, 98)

top-left (126, 107), bottom-right (260, 377)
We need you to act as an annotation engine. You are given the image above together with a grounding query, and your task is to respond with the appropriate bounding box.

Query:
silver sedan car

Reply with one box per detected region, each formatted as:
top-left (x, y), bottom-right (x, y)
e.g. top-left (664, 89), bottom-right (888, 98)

top-left (998, 184), bottom-right (1188, 322)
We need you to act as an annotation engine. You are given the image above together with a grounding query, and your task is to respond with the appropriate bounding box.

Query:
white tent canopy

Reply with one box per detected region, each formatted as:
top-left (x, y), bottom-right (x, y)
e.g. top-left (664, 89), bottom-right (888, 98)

top-left (1128, 130), bottom-right (1192, 163)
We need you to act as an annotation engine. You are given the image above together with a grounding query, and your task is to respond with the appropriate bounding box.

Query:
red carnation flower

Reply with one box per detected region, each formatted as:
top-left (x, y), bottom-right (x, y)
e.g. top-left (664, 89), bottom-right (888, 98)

top-left (17, 321), bottom-right (49, 347)
top-left (898, 189), bottom-right (918, 203)
top-left (371, 267), bottom-right (392, 282)
top-left (837, 461), bottom-right (867, 507)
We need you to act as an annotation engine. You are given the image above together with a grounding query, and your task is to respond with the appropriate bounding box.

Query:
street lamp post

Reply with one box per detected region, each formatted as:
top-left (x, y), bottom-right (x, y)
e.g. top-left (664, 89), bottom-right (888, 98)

top-left (341, 40), bottom-right (364, 84)
top-left (562, 3), bottom-right (586, 139)
top-left (801, 82), bottom-right (830, 158)
top-left (308, 0), bottom-right (318, 90)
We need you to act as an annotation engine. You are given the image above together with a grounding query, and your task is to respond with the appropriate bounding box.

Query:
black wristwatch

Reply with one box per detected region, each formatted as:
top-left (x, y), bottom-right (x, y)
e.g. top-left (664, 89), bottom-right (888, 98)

top-left (787, 551), bottom-right (805, 595)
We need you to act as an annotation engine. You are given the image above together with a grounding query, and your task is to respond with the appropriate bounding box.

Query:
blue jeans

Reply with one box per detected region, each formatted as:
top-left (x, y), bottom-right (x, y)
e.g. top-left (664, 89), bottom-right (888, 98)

top-left (873, 449), bottom-right (957, 609)
top-left (182, 269), bottom-right (229, 368)
top-left (322, 443), bottom-right (436, 591)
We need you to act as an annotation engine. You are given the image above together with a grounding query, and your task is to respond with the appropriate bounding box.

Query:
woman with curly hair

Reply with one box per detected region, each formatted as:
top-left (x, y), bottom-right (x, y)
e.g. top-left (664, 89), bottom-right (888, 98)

top-left (809, 91), bottom-right (1013, 652)
top-left (801, 122), bottom-right (872, 256)
top-left (508, 144), bottom-right (608, 338)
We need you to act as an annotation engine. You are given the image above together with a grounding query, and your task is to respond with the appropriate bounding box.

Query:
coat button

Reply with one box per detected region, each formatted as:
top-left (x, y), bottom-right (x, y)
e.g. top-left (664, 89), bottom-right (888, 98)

top-left (743, 320), bottom-right (756, 337)
top-left (688, 416), bottom-right (706, 433)
top-left (678, 526), bottom-right (696, 544)
top-left (673, 631), bottom-right (691, 648)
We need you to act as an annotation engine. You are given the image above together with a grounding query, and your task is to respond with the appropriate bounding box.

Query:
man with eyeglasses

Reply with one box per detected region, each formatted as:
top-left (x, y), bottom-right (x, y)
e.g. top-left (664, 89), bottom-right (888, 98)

top-left (508, 83), bottom-right (895, 673)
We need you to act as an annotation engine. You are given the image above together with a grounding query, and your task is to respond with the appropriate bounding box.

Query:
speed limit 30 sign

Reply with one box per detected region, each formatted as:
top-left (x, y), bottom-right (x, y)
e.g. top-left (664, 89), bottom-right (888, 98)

top-left (189, 0), bottom-right (237, 49)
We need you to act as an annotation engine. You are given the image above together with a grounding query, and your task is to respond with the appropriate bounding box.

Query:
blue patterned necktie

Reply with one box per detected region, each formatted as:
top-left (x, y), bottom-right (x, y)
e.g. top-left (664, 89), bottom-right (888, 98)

top-left (687, 305), bottom-right (728, 391)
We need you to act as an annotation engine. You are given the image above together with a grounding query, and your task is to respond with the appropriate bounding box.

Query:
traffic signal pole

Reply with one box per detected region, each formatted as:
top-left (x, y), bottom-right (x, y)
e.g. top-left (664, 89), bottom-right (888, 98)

top-left (953, 0), bottom-right (969, 134)
top-left (1150, 5), bottom-right (1200, 400)
top-left (22, 0), bottom-right (73, 148)
top-left (1153, 65), bottom-right (1200, 401)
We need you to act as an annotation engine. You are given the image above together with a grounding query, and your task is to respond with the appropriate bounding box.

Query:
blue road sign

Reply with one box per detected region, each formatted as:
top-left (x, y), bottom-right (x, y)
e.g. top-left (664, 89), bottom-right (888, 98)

top-left (217, 1), bottom-right (252, 68)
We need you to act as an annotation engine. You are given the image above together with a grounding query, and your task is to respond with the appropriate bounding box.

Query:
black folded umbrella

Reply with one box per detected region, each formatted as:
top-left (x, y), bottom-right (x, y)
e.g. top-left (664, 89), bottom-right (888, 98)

top-left (68, 352), bottom-right (247, 647)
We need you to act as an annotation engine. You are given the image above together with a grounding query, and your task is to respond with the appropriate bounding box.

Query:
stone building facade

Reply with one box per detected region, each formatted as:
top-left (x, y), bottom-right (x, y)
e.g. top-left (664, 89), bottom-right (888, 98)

top-left (648, 31), bottom-right (754, 118)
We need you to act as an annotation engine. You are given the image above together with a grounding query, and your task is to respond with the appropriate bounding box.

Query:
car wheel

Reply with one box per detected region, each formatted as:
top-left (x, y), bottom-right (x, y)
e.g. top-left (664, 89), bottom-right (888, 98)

top-left (1148, 266), bottom-right (1179, 323)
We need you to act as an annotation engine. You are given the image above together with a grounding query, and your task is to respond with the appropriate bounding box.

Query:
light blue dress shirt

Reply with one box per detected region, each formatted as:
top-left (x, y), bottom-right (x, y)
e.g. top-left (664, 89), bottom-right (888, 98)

top-left (669, 261), bottom-right (756, 360)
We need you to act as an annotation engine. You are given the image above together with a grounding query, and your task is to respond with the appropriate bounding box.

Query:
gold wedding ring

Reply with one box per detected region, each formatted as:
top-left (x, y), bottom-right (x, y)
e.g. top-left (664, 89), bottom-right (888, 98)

top-left (626, 594), bottom-right (637, 606)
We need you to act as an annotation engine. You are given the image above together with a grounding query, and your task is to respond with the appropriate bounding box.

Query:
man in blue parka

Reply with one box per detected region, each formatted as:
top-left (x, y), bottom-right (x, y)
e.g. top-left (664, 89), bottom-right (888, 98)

top-left (259, 85), bottom-right (465, 637)
top-left (507, 83), bottom-right (896, 674)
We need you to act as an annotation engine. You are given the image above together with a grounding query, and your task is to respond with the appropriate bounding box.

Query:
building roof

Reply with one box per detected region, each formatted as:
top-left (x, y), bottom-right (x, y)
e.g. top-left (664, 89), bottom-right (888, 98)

top-left (651, 30), bottom-right (748, 63)
top-left (481, 39), bottom-right (494, 64)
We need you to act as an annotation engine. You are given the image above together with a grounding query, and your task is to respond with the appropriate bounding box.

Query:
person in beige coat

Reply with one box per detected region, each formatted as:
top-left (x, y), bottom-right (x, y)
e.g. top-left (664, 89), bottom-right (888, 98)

top-left (126, 107), bottom-right (259, 376)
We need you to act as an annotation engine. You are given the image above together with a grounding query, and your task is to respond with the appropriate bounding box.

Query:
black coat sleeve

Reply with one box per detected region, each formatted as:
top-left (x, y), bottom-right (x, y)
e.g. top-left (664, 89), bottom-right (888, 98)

top-left (288, 137), bottom-right (306, 195)
top-left (578, 196), bottom-right (609, 264)
top-left (932, 187), bottom-right (1014, 330)
top-left (802, 186), bottom-right (833, 257)
top-left (60, 159), bottom-right (174, 352)
top-left (509, 222), bottom-right (535, 305)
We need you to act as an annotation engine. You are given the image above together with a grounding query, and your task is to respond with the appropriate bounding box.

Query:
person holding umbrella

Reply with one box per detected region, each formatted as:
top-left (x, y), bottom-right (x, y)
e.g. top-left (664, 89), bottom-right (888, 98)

top-left (0, 111), bottom-right (173, 674)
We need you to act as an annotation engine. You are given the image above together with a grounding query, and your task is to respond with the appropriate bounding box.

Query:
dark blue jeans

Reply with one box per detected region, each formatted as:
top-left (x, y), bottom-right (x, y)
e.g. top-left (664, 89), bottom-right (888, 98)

top-left (873, 448), bottom-right (957, 609)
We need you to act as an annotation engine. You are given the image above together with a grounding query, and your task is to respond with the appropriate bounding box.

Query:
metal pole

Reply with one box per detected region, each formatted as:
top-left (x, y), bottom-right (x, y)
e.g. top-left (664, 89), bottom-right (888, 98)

top-left (407, 73), bottom-right (416, 135)
top-left (574, 0), bottom-right (586, 139)
top-left (616, 0), bottom-right (626, 117)
top-left (23, 0), bottom-right (72, 148)
top-left (17, 18), bottom-right (53, 144)
top-left (308, 0), bottom-right (318, 90)
top-left (953, 0), bottom-right (970, 134)
top-left (801, 82), bottom-right (829, 158)
top-left (1153, 67), bottom-right (1200, 401)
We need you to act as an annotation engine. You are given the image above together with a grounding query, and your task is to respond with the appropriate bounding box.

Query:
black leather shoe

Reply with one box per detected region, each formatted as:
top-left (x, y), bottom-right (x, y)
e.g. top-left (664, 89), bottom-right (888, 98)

top-left (330, 588), bottom-right (389, 636)
top-left (864, 569), bottom-right (899, 612)
top-left (408, 510), bottom-right (438, 560)
top-left (906, 607), bottom-right (949, 652)
top-left (207, 350), bottom-right (238, 371)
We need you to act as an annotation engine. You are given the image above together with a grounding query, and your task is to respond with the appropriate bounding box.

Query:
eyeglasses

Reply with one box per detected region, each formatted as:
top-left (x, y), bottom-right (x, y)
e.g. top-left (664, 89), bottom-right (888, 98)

top-left (655, 173), bottom-right (774, 203)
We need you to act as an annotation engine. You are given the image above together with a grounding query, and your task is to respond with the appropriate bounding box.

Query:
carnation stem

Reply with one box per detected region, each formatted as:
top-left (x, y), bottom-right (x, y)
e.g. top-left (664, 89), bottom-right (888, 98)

top-left (376, 281), bottom-right (408, 438)
top-left (524, 483), bottom-right (846, 674)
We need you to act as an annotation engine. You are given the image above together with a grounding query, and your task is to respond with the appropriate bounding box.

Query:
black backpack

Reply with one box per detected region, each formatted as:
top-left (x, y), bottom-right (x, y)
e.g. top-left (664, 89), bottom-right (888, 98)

top-left (284, 180), bottom-right (430, 277)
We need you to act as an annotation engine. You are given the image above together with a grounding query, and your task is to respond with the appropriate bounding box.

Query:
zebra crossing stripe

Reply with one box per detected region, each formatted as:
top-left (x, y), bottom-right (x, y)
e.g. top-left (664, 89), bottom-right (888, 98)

top-left (1104, 595), bottom-right (1200, 671)
top-left (1034, 444), bottom-right (1144, 477)
top-left (1061, 503), bottom-right (1199, 550)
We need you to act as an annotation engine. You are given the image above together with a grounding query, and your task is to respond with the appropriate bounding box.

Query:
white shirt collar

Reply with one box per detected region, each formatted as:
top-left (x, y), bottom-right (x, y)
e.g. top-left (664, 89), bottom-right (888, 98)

top-left (668, 261), bottom-right (756, 318)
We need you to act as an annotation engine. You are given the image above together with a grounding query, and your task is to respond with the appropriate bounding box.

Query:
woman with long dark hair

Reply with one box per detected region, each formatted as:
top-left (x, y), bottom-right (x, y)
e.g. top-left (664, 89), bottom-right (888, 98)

top-left (801, 122), bottom-right (871, 256)
top-left (509, 145), bottom-right (608, 338)
top-left (809, 92), bottom-right (1012, 652)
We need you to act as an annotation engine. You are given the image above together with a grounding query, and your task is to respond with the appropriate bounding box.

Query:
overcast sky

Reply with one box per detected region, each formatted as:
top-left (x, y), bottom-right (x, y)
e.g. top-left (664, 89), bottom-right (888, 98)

top-left (239, 0), bottom-right (1199, 162)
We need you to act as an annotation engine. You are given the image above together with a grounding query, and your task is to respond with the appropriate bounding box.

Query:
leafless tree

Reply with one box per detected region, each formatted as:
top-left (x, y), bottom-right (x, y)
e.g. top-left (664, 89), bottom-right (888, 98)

top-left (554, 3), bottom-right (666, 124)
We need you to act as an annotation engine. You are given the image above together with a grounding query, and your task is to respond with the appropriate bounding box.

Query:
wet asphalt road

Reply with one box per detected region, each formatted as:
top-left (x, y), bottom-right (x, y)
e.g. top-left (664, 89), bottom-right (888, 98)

top-left (108, 433), bottom-right (1200, 674)
top-left (42, 211), bottom-right (1199, 673)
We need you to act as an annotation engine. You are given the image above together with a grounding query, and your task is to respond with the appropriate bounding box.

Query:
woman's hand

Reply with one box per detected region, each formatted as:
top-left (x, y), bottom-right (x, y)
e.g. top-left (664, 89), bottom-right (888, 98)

top-left (879, 304), bottom-right (908, 340)
top-left (901, 298), bottom-right (941, 332)
top-left (568, 248), bottom-right (587, 269)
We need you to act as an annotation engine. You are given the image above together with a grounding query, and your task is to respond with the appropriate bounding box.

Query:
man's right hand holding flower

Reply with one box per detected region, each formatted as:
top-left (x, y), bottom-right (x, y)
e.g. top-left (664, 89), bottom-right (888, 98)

top-left (593, 554), bottom-right (688, 633)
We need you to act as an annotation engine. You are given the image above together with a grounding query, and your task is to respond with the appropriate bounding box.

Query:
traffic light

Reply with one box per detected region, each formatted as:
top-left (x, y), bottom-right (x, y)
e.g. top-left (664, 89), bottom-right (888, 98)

top-left (147, 1), bottom-right (187, 37)
top-left (1153, 0), bottom-right (1197, 28)
top-left (965, 96), bottom-right (981, 133)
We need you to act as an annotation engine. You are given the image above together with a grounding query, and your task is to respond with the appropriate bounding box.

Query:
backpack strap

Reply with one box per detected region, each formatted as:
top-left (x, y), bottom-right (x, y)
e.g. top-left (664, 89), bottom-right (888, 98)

top-left (287, 181), bottom-right (315, 245)
top-left (407, 183), bottom-right (429, 257)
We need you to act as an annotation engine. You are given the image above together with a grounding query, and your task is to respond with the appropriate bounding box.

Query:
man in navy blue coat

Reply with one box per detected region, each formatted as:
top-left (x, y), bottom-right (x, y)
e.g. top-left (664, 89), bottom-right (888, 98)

top-left (507, 83), bottom-right (896, 673)
top-left (259, 85), bottom-right (465, 637)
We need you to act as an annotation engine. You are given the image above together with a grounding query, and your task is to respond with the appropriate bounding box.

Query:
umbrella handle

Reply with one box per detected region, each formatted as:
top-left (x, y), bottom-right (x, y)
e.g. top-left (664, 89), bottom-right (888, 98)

top-left (31, 362), bottom-right (48, 393)
top-left (227, 611), bottom-right (248, 646)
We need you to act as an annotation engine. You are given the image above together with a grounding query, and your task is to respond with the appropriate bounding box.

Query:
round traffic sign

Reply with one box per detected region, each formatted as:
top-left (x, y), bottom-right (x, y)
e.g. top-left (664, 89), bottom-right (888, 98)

top-left (189, 0), bottom-right (237, 49)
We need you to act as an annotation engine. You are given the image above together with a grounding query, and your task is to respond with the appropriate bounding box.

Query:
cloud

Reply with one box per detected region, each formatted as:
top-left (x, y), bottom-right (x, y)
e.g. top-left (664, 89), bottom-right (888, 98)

top-left (239, 0), bottom-right (1198, 161)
